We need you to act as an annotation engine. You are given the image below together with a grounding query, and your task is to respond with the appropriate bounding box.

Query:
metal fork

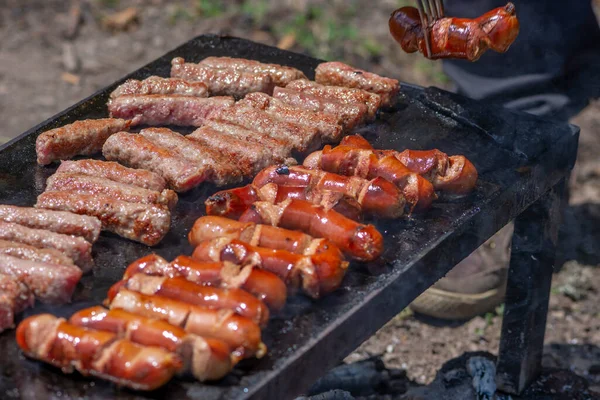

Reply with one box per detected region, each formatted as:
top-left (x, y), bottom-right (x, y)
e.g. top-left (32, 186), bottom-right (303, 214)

top-left (415, 0), bottom-right (445, 58)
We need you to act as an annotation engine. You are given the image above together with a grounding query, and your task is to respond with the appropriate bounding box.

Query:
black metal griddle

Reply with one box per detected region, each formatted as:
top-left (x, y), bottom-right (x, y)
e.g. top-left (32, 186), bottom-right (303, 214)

top-left (0, 35), bottom-right (578, 400)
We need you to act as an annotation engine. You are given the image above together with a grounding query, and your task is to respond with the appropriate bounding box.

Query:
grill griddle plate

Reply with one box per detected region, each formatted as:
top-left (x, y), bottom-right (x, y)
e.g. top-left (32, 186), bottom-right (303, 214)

top-left (0, 35), bottom-right (578, 400)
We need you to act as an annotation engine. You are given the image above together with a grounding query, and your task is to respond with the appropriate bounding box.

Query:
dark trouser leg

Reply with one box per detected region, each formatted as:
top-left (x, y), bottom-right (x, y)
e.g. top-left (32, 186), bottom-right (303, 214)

top-left (495, 179), bottom-right (567, 394)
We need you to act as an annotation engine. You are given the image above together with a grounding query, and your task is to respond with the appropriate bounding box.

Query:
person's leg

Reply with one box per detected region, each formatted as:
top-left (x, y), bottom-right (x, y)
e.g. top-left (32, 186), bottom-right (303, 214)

top-left (411, 0), bottom-right (600, 319)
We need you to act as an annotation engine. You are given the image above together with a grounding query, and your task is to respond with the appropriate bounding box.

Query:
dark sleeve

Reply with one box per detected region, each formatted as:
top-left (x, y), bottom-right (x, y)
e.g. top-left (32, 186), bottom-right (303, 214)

top-left (443, 0), bottom-right (600, 78)
top-left (440, 1), bottom-right (600, 119)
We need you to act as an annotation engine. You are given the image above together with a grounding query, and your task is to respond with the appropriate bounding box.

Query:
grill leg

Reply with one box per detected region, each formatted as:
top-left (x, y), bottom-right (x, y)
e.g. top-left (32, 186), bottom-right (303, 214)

top-left (495, 179), bottom-right (566, 395)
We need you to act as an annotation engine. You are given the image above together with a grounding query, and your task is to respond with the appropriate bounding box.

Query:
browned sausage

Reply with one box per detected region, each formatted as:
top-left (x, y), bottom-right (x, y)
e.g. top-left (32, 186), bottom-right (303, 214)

top-left (69, 306), bottom-right (232, 381)
top-left (338, 135), bottom-right (478, 194)
top-left (16, 314), bottom-right (181, 391)
top-left (205, 182), bottom-right (362, 220)
top-left (389, 3), bottom-right (520, 61)
top-left (252, 165), bottom-right (405, 218)
top-left (107, 274), bottom-right (269, 327)
top-left (303, 145), bottom-right (436, 212)
top-left (239, 199), bottom-right (383, 261)
top-left (123, 254), bottom-right (287, 311)
top-left (192, 237), bottom-right (348, 298)
top-left (108, 289), bottom-right (265, 361)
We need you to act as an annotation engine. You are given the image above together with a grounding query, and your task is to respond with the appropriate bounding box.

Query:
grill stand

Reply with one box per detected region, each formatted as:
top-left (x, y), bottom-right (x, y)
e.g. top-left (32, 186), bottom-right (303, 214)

top-left (496, 178), bottom-right (567, 394)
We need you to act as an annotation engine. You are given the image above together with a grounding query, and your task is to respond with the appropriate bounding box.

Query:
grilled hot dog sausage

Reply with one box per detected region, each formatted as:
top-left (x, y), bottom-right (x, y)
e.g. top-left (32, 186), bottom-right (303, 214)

top-left (107, 274), bottom-right (269, 327)
top-left (16, 314), bottom-right (181, 391)
top-left (108, 289), bottom-right (265, 361)
top-left (69, 306), bottom-right (232, 381)
top-left (123, 254), bottom-right (287, 311)
top-left (338, 135), bottom-right (478, 194)
top-left (389, 3), bottom-right (519, 61)
top-left (192, 237), bottom-right (348, 298)
top-left (239, 199), bottom-right (383, 261)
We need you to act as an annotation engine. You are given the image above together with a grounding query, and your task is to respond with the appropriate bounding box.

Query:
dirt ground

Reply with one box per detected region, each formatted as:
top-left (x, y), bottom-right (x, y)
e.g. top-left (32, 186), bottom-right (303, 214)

top-left (1, 0), bottom-right (599, 398)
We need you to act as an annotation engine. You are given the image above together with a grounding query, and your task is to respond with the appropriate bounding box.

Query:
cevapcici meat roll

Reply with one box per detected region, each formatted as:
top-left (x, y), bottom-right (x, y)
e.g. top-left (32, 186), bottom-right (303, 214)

top-left (16, 314), bottom-right (181, 391)
top-left (110, 76), bottom-right (209, 99)
top-left (205, 183), bottom-right (361, 221)
top-left (36, 191), bottom-right (171, 247)
top-left (208, 105), bottom-right (320, 153)
top-left (0, 273), bottom-right (34, 332)
top-left (192, 237), bottom-right (348, 299)
top-left (237, 92), bottom-right (344, 142)
top-left (315, 62), bottom-right (400, 107)
top-left (171, 57), bottom-right (275, 98)
top-left (123, 254), bottom-right (287, 311)
top-left (102, 132), bottom-right (208, 193)
top-left (69, 306), bottom-right (232, 381)
top-left (286, 79), bottom-right (382, 120)
top-left (57, 159), bottom-right (167, 192)
top-left (0, 205), bottom-right (101, 243)
top-left (0, 239), bottom-right (75, 266)
top-left (188, 126), bottom-right (276, 175)
top-left (0, 254), bottom-right (81, 304)
top-left (46, 173), bottom-right (179, 211)
top-left (107, 274), bottom-right (270, 327)
top-left (139, 128), bottom-right (243, 186)
top-left (0, 220), bottom-right (93, 271)
top-left (203, 120), bottom-right (295, 163)
top-left (273, 87), bottom-right (367, 130)
top-left (240, 198), bottom-right (383, 261)
top-left (338, 135), bottom-right (478, 194)
top-left (303, 144), bottom-right (436, 212)
top-left (36, 118), bottom-right (131, 166)
top-left (109, 289), bottom-right (265, 361)
top-left (252, 165), bottom-right (406, 218)
top-left (197, 56), bottom-right (307, 87)
top-left (108, 94), bottom-right (234, 127)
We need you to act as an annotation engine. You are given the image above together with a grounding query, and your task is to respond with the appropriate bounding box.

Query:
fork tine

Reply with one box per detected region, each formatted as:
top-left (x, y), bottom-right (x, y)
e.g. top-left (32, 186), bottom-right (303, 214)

top-left (427, 0), bottom-right (439, 19)
top-left (422, 0), bottom-right (434, 20)
top-left (436, 0), bottom-right (445, 17)
top-left (415, 0), bottom-right (433, 58)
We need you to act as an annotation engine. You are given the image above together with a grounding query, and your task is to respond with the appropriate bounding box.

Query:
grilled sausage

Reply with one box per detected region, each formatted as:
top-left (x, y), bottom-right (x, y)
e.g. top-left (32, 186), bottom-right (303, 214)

top-left (110, 76), bottom-right (209, 99)
top-left (205, 183), bottom-right (362, 221)
top-left (0, 205), bottom-right (101, 243)
top-left (46, 173), bottom-right (179, 211)
top-left (314, 61), bottom-right (400, 108)
top-left (102, 131), bottom-right (208, 193)
top-left (253, 165), bottom-right (406, 218)
top-left (69, 306), bottom-right (232, 381)
top-left (122, 254), bottom-right (287, 311)
top-left (107, 274), bottom-right (269, 327)
top-left (389, 3), bottom-right (519, 61)
top-left (0, 220), bottom-right (93, 271)
top-left (197, 56), bottom-right (307, 87)
top-left (108, 289), bottom-right (265, 361)
top-left (36, 191), bottom-right (171, 247)
top-left (16, 314), bottom-right (181, 391)
top-left (338, 135), bottom-right (478, 194)
top-left (36, 118), bottom-right (131, 166)
top-left (192, 237), bottom-right (348, 298)
top-left (0, 254), bottom-right (81, 304)
top-left (239, 198), bottom-right (383, 261)
top-left (286, 79), bottom-right (381, 120)
top-left (56, 159), bottom-right (167, 192)
top-left (303, 145), bottom-right (436, 212)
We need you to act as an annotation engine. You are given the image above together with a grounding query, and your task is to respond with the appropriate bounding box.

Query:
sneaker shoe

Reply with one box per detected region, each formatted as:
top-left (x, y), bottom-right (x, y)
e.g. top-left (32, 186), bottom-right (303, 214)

top-left (410, 223), bottom-right (513, 320)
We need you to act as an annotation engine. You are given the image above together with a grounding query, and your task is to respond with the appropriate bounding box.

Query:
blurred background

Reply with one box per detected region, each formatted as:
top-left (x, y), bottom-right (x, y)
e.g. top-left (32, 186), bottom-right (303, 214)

top-left (1, 0), bottom-right (600, 396)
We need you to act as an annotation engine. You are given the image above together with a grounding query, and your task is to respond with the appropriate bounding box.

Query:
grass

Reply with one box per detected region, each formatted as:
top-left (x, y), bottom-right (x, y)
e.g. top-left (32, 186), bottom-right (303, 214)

top-left (196, 0), bottom-right (226, 18)
top-left (98, 0), bottom-right (120, 8)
